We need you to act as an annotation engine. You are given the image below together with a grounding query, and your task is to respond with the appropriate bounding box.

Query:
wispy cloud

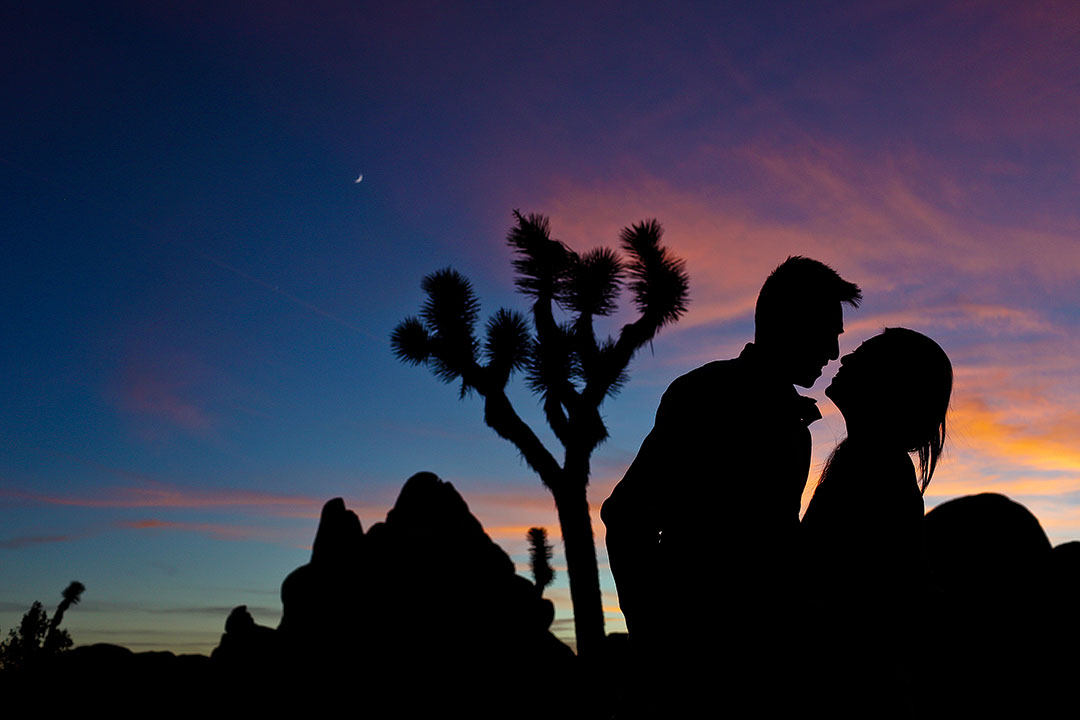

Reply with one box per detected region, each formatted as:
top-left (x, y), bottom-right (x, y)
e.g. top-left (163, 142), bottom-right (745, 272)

top-left (122, 372), bottom-right (214, 433)
top-left (0, 533), bottom-right (78, 550)
top-left (112, 349), bottom-right (218, 435)
top-left (844, 303), bottom-right (1062, 339)
top-left (908, 1), bottom-right (1080, 142)
top-left (115, 519), bottom-right (278, 542)
top-left (6, 483), bottom-right (323, 512)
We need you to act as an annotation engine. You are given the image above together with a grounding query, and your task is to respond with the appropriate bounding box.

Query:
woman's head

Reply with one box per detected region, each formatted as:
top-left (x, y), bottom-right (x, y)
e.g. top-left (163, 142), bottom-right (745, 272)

top-left (825, 327), bottom-right (952, 491)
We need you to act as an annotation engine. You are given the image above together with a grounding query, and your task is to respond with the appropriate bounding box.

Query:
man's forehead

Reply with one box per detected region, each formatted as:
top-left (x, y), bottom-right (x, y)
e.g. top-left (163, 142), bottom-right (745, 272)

top-left (797, 300), bottom-right (845, 330)
top-left (830, 302), bottom-right (845, 333)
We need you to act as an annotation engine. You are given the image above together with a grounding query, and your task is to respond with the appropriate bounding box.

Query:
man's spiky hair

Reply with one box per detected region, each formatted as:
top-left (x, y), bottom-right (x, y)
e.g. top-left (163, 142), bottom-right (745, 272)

top-left (755, 256), bottom-right (861, 336)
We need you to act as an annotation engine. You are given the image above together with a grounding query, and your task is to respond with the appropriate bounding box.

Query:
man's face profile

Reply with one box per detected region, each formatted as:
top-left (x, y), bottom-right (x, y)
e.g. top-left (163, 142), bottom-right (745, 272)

top-left (782, 301), bottom-right (844, 388)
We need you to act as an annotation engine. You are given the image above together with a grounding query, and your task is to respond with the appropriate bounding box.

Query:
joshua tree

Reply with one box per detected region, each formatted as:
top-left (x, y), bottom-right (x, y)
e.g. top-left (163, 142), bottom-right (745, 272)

top-left (392, 211), bottom-right (688, 657)
top-left (528, 527), bottom-right (555, 594)
top-left (43, 581), bottom-right (85, 654)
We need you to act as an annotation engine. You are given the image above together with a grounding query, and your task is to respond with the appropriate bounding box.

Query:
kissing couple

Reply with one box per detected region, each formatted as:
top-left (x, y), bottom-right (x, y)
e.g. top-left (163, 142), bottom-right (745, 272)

top-left (603, 256), bottom-right (952, 718)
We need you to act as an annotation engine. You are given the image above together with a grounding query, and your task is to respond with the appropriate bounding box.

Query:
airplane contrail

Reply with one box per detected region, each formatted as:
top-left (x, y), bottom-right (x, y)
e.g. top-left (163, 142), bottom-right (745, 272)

top-left (192, 249), bottom-right (382, 342)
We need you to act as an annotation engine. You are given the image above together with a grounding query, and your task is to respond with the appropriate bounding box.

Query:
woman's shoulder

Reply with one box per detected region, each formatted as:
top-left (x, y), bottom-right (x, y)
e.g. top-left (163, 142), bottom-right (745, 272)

top-left (873, 452), bottom-right (924, 522)
top-left (825, 444), bottom-right (922, 508)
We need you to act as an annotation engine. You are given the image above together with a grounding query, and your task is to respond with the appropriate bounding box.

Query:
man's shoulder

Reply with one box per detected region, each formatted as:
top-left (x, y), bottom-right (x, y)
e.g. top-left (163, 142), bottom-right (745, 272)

top-left (660, 347), bottom-right (799, 423)
top-left (665, 357), bottom-right (747, 397)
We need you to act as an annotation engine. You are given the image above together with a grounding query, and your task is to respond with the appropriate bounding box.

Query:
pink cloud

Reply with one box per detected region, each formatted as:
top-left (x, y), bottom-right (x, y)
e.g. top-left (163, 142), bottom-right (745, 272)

top-left (111, 346), bottom-right (220, 437)
top-left (121, 371), bottom-right (214, 432)
top-left (115, 519), bottom-right (275, 542)
top-left (5, 483), bottom-right (323, 513)
top-left (844, 304), bottom-right (1060, 339)
top-left (536, 137), bottom-right (1080, 314)
top-left (0, 533), bottom-right (78, 550)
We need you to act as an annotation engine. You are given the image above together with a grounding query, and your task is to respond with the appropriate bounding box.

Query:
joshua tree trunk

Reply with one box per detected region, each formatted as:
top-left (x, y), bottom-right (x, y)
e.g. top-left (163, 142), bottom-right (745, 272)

top-left (483, 389), bottom-right (607, 656)
top-left (551, 472), bottom-right (605, 658)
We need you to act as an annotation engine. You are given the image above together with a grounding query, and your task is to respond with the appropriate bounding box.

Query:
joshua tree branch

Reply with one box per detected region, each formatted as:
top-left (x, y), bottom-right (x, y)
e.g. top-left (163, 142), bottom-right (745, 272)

top-left (531, 292), bottom-right (560, 355)
top-left (566, 401), bottom-right (608, 454)
top-left (581, 314), bottom-right (658, 406)
top-left (460, 358), bottom-right (487, 390)
top-left (531, 291), bottom-right (581, 437)
top-left (543, 394), bottom-right (572, 444)
top-left (481, 387), bottom-right (564, 488)
top-left (573, 312), bottom-right (601, 376)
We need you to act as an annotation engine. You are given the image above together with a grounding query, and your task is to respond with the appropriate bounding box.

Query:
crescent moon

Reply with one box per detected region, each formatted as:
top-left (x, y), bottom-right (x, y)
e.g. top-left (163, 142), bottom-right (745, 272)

top-left (355, 174), bottom-right (364, 183)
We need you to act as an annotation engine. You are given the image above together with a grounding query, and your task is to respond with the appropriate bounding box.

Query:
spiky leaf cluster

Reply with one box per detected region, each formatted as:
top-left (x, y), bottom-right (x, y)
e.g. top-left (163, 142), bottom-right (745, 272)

top-left (484, 308), bottom-right (532, 383)
top-left (390, 268), bottom-right (482, 395)
top-left (392, 269), bottom-right (536, 396)
top-left (507, 211), bottom-right (570, 299)
top-left (393, 210), bottom-right (689, 444)
top-left (527, 321), bottom-right (580, 393)
top-left (421, 268), bottom-right (480, 383)
top-left (621, 219), bottom-right (689, 328)
top-left (60, 581), bottom-right (85, 607)
top-left (507, 211), bottom-right (627, 319)
top-left (563, 247), bottom-right (624, 317)
top-left (390, 316), bottom-right (430, 365)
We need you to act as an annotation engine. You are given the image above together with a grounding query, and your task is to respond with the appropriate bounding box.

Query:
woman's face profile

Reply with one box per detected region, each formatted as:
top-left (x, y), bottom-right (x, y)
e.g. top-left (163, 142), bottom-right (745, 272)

top-left (825, 328), bottom-right (951, 485)
top-left (824, 334), bottom-right (894, 427)
top-left (825, 328), bottom-right (949, 442)
top-left (825, 341), bottom-right (862, 401)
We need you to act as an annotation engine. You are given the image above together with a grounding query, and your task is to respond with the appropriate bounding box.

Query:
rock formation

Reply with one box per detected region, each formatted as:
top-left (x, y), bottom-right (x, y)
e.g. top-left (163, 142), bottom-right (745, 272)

top-left (248, 472), bottom-right (577, 716)
top-left (921, 493), bottom-right (1057, 718)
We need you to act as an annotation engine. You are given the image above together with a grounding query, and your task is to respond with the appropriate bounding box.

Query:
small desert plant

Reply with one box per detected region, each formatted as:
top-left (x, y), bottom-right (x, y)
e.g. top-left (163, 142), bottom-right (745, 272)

top-left (528, 527), bottom-right (555, 593)
top-left (0, 581), bottom-right (85, 671)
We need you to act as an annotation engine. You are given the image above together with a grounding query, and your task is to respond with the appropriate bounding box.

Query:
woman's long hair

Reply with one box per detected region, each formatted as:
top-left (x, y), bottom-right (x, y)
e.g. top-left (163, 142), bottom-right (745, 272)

top-left (820, 328), bottom-right (952, 494)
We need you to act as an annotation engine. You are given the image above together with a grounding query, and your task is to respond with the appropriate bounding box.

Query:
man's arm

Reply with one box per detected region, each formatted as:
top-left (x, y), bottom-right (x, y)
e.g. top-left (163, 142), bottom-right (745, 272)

top-left (601, 381), bottom-right (687, 651)
top-left (602, 443), bottom-right (661, 647)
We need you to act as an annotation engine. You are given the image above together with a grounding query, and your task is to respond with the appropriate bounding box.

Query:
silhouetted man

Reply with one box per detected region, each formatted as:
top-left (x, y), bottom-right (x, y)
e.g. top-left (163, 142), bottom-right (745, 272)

top-left (601, 256), bottom-right (860, 715)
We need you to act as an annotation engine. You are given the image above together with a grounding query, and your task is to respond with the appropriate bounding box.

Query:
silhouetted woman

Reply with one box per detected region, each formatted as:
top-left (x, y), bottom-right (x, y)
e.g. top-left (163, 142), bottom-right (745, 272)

top-left (801, 327), bottom-right (952, 718)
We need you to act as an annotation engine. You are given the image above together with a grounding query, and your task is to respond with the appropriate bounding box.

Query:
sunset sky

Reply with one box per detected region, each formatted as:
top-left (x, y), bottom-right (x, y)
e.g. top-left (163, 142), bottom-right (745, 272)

top-left (3, 1), bottom-right (1079, 654)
